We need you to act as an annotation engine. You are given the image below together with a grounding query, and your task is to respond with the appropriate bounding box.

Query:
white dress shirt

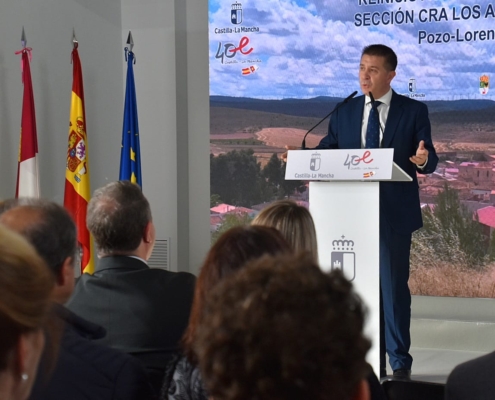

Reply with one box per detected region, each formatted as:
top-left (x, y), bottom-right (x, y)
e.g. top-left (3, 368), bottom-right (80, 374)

top-left (361, 88), bottom-right (392, 148)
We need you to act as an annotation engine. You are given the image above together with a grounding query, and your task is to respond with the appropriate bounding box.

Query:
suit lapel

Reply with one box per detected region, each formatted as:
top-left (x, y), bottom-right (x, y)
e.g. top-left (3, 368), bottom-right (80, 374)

top-left (382, 90), bottom-right (403, 148)
top-left (349, 96), bottom-right (365, 148)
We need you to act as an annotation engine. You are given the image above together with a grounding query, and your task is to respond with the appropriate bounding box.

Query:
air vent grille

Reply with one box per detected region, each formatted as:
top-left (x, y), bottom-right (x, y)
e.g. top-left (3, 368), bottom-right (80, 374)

top-left (148, 239), bottom-right (170, 270)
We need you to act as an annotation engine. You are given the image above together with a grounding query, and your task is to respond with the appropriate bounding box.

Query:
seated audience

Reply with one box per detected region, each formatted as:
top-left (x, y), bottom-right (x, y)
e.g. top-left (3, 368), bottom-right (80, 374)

top-left (252, 200), bottom-right (385, 398)
top-left (161, 226), bottom-right (292, 400)
top-left (445, 351), bottom-right (495, 400)
top-left (0, 225), bottom-right (52, 400)
top-left (66, 181), bottom-right (196, 393)
top-left (252, 200), bottom-right (318, 259)
top-left (0, 199), bottom-right (155, 400)
top-left (195, 253), bottom-right (371, 400)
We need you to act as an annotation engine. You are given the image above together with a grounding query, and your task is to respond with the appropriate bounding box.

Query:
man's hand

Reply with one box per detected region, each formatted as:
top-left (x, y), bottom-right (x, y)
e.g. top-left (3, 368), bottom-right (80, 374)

top-left (409, 140), bottom-right (428, 166)
top-left (281, 145), bottom-right (298, 162)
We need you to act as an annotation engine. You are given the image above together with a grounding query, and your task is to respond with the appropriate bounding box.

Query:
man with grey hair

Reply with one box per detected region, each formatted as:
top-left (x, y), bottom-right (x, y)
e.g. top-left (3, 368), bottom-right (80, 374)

top-left (67, 181), bottom-right (196, 393)
top-left (0, 199), bottom-right (154, 399)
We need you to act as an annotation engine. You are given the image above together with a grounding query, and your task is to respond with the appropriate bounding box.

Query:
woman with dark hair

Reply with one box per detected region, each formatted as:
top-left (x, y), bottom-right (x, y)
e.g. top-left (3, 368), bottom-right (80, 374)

top-left (196, 253), bottom-right (371, 400)
top-left (161, 225), bottom-right (292, 400)
top-left (0, 225), bottom-right (53, 400)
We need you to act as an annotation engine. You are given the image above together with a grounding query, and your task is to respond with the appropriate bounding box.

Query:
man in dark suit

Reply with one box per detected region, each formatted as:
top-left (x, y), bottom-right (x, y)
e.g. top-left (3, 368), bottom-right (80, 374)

top-left (445, 351), bottom-right (495, 400)
top-left (0, 199), bottom-right (154, 400)
top-left (66, 181), bottom-right (196, 393)
top-left (315, 44), bottom-right (438, 379)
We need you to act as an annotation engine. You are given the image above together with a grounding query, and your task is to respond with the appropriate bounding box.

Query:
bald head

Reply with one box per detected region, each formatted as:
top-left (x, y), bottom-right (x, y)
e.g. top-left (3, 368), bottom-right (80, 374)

top-left (0, 199), bottom-right (77, 279)
top-left (0, 200), bottom-right (78, 303)
top-left (1, 206), bottom-right (44, 234)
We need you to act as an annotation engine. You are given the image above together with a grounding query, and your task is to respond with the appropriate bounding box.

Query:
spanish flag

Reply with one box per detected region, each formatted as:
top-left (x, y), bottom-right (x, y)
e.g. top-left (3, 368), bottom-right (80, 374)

top-left (15, 47), bottom-right (39, 198)
top-left (64, 46), bottom-right (94, 274)
top-left (119, 48), bottom-right (142, 187)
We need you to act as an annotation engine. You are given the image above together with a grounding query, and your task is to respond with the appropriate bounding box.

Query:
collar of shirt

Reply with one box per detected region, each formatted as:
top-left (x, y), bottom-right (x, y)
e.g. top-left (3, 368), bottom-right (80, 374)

top-left (361, 88), bottom-right (393, 148)
top-left (98, 254), bottom-right (148, 265)
top-left (128, 255), bottom-right (148, 264)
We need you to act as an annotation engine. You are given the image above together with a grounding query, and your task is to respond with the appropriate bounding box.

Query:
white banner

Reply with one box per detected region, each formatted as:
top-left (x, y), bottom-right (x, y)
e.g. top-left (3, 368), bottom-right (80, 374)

top-left (285, 148), bottom-right (394, 181)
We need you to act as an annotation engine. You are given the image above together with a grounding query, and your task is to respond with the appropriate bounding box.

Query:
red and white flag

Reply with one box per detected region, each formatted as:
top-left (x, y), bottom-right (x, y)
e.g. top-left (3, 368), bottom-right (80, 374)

top-left (15, 47), bottom-right (39, 198)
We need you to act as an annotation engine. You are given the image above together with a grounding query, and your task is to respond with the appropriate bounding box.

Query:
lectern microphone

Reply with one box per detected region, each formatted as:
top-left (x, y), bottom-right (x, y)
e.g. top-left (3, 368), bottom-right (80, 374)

top-left (301, 91), bottom-right (358, 150)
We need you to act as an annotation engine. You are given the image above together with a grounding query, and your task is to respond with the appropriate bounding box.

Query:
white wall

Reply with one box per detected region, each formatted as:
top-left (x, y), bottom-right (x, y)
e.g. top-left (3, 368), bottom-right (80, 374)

top-left (0, 0), bottom-right (123, 202)
top-left (0, 0), bottom-right (210, 274)
top-left (121, 0), bottom-right (210, 274)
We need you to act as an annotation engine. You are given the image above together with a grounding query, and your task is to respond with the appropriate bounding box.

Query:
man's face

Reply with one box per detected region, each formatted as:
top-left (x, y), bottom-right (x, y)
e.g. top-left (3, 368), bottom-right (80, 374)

top-left (359, 54), bottom-right (396, 99)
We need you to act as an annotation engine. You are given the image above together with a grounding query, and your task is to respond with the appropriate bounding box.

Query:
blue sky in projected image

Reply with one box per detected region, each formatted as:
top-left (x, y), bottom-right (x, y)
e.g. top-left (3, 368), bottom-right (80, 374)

top-left (209, 0), bottom-right (495, 100)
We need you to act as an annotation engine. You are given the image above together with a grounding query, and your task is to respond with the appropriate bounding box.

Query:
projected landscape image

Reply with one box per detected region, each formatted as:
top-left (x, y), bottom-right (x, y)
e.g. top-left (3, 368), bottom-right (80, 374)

top-left (209, 0), bottom-right (495, 297)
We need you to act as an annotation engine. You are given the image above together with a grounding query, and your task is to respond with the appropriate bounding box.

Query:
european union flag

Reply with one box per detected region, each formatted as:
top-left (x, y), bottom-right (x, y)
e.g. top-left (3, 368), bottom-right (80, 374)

top-left (119, 48), bottom-right (142, 187)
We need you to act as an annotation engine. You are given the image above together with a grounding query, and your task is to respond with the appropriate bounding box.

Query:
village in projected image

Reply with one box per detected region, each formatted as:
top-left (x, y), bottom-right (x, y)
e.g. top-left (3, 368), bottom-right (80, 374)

top-left (209, 0), bottom-right (495, 298)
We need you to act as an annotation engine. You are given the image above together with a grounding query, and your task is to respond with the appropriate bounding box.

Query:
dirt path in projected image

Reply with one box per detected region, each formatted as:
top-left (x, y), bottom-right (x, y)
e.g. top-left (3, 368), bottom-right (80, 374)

top-left (434, 141), bottom-right (495, 153)
top-left (255, 128), bottom-right (323, 149)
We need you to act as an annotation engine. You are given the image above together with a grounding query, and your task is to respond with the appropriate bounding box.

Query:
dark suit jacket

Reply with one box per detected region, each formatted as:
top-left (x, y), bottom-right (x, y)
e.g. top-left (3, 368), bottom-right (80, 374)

top-left (445, 351), bottom-right (495, 400)
top-left (30, 304), bottom-right (154, 400)
top-left (66, 256), bottom-right (196, 392)
top-left (316, 91), bottom-right (438, 234)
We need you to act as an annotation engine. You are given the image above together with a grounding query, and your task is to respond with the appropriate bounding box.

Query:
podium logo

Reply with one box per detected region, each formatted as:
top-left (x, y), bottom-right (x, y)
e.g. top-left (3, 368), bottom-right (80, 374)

top-left (343, 150), bottom-right (373, 170)
top-left (231, 2), bottom-right (243, 25)
top-left (331, 236), bottom-right (356, 281)
top-left (310, 152), bottom-right (321, 171)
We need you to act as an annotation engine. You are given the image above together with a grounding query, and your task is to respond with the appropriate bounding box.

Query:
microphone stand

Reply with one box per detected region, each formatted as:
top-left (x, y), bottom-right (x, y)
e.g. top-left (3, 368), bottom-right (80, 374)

top-left (301, 91), bottom-right (358, 149)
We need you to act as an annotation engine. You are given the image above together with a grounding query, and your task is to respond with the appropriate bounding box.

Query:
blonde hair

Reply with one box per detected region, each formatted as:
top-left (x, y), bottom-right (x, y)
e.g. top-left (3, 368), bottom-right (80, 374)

top-left (252, 200), bottom-right (318, 260)
top-left (0, 225), bottom-right (53, 370)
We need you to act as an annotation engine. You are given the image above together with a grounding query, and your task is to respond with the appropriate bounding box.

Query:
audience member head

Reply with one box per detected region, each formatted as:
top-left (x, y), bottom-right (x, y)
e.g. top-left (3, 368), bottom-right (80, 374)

top-left (252, 200), bottom-right (318, 260)
top-left (87, 181), bottom-right (155, 259)
top-left (196, 253), bottom-right (371, 400)
top-left (0, 225), bottom-right (53, 400)
top-left (182, 225), bottom-right (292, 361)
top-left (0, 199), bottom-right (77, 304)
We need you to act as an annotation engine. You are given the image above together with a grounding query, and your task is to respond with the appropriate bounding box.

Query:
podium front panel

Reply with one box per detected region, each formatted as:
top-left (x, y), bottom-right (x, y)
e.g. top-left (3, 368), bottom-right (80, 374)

top-left (309, 181), bottom-right (380, 376)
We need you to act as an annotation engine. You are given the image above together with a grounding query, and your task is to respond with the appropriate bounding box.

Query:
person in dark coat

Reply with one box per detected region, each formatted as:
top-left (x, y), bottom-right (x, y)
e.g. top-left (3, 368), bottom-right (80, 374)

top-left (66, 181), bottom-right (196, 393)
top-left (32, 304), bottom-right (154, 400)
top-left (0, 199), bottom-right (154, 400)
top-left (445, 351), bottom-right (495, 400)
top-left (284, 44), bottom-right (438, 379)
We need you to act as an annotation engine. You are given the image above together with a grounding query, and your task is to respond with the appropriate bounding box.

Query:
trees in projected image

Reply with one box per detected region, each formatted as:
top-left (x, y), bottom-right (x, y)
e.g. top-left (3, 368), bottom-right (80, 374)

top-left (210, 150), bottom-right (305, 207)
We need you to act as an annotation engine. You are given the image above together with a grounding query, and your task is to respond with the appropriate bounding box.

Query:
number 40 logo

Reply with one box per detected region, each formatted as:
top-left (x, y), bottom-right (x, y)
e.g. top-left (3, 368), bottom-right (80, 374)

top-left (215, 36), bottom-right (253, 64)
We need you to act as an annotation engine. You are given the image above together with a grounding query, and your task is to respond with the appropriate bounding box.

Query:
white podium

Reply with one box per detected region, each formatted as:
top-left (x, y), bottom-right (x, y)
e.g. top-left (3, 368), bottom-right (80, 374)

top-left (285, 148), bottom-right (412, 376)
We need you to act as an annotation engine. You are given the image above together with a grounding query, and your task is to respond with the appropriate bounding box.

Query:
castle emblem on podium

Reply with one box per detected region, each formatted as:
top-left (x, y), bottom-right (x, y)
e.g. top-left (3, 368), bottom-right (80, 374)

top-left (310, 152), bottom-right (321, 171)
top-left (331, 236), bottom-right (356, 281)
top-left (231, 2), bottom-right (243, 25)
